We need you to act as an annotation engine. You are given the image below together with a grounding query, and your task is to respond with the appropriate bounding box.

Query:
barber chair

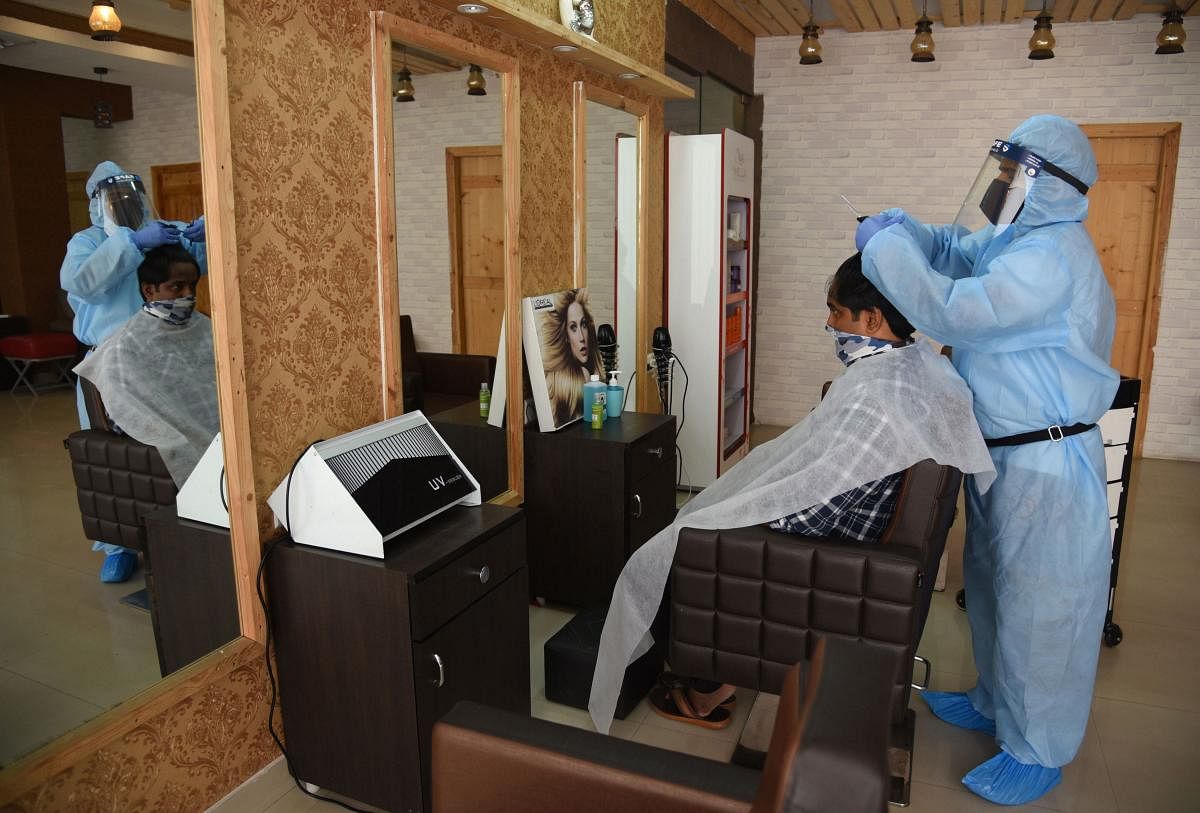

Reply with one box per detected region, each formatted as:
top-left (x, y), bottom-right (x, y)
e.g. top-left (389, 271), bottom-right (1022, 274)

top-left (669, 459), bottom-right (963, 806)
top-left (63, 378), bottom-right (177, 553)
top-left (400, 315), bottom-right (496, 416)
top-left (431, 635), bottom-right (891, 813)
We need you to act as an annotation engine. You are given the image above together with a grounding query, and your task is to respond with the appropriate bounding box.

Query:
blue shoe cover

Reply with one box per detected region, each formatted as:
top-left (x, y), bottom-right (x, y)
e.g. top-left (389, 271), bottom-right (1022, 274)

top-left (920, 690), bottom-right (997, 737)
top-left (100, 551), bottom-right (138, 583)
top-left (962, 751), bottom-right (1061, 806)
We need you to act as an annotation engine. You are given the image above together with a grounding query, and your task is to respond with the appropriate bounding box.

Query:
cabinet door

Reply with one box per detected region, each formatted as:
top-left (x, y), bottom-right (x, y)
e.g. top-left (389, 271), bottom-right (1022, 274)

top-left (628, 459), bottom-right (677, 557)
top-left (412, 569), bottom-right (530, 809)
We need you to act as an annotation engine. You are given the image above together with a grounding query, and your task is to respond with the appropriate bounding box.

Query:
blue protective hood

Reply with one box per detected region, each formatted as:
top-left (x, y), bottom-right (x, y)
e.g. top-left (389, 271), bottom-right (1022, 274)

top-left (86, 161), bottom-right (127, 228)
top-left (1007, 115), bottom-right (1096, 231)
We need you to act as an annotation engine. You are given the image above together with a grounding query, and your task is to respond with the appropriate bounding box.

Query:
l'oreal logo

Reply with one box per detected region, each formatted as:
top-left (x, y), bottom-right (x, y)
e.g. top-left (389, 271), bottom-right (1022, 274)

top-left (532, 297), bottom-right (554, 310)
top-left (428, 473), bottom-right (464, 491)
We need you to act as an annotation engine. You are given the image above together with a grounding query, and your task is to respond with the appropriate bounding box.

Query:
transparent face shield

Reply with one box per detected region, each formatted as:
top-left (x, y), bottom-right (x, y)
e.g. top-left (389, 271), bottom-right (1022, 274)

top-left (93, 173), bottom-right (158, 232)
top-left (951, 140), bottom-right (1044, 236)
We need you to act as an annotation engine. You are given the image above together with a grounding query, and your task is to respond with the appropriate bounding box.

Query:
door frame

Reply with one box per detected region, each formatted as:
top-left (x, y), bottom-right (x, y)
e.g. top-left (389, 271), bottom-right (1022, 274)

top-left (445, 144), bottom-right (503, 355)
top-left (1082, 122), bottom-right (1180, 458)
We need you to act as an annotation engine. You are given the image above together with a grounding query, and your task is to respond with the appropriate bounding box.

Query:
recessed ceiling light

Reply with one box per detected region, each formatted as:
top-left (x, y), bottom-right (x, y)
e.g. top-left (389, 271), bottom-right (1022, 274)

top-left (552, 44), bottom-right (578, 53)
top-left (457, 2), bottom-right (489, 13)
top-left (618, 72), bottom-right (641, 80)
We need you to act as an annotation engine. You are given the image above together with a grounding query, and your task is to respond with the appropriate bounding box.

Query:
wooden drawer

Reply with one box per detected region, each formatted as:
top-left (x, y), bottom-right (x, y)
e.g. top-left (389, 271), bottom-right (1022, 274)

top-left (628, 459), bottom-right (676, 554)
top-left (628, 419), bottom-right (676, 483)
top-left (409, 524), bottom-right (524, 641)
top-left (1099, 408), bottom-right (1134, 446)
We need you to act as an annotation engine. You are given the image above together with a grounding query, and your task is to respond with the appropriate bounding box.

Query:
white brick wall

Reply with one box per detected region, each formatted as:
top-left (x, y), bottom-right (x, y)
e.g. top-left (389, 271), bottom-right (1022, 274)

top-left (753, 16), bottom-right (1200, 460)
top-left (61, 86), bottom-right (200, 209)
top-left (392, 68), bottom-right (501, 353)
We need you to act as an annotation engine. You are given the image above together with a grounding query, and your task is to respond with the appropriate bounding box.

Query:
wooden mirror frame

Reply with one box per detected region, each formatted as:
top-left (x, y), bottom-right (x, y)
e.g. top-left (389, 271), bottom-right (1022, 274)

top-left (571, 81), bottom-right (650, 411)
top-left (370, 11), bottom-right (524, 503)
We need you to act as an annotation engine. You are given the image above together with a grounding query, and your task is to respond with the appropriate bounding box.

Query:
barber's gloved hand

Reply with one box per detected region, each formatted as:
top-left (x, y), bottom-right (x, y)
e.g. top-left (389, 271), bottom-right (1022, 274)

top-left (855, 212), bottom-right (904, 252)
top-left (182, 216), bottom-right (205, 243)
top-left (131, 221), bottom-right (181, 251)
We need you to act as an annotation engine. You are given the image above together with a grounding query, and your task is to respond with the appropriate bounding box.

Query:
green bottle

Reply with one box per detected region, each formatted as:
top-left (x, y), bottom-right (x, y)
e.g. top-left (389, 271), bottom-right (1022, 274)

top-left (591, 400), bottom-right (604, 429)
top-left (479, 382), bottom-right (491, 419)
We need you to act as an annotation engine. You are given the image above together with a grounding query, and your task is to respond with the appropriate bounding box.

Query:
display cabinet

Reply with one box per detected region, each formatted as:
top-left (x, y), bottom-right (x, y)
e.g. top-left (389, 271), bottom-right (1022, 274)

top-left (666, 128), bottom-right (754, 489)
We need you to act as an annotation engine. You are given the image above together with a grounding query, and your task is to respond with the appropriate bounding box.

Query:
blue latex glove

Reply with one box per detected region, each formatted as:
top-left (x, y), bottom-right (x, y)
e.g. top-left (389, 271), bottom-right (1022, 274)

top-left (131, 220), bottom-right (181, 251)
top-left (182, 216), bottom-right (206, 243)
top-left (854, 212), bottom-right (904, 252)
top-left (962, 751), bottom-right (1062, 805)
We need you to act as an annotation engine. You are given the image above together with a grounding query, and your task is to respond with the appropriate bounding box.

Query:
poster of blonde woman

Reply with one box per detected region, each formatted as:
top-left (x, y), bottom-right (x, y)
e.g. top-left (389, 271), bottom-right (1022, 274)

top-left (523, 288), bottom-right (606, 431)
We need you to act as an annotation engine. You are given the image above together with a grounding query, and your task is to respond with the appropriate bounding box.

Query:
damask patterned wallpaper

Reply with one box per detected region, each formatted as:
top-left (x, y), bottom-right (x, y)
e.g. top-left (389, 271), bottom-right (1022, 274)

top-left (224, 0), bottom-right (666, 525)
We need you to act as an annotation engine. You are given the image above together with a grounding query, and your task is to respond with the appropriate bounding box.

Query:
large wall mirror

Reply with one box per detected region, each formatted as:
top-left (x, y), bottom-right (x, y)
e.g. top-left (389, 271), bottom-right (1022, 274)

top-left (0, 1), bottom-right (242, 767)
top-left (371, 13), bottom-right (523, 502)
top-left (572, 82), bottom-right (648, 411)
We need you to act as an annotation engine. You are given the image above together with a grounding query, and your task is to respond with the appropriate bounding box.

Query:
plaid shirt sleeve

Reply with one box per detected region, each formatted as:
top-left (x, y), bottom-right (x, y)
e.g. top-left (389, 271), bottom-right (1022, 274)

top-left (768, 470), bottom-right (905, 544)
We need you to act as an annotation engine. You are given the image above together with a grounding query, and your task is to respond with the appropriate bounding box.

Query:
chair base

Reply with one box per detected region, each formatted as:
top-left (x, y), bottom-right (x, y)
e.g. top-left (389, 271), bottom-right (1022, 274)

top-left (888, 708), bottom-right (915, 807)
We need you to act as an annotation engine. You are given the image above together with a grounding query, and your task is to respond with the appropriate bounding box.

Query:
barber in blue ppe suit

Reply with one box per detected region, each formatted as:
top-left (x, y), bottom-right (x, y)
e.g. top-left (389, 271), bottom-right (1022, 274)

top-left (855, 115), bottom-right (1118, 806)
top-left (60, 160), bottom-right (207, 583)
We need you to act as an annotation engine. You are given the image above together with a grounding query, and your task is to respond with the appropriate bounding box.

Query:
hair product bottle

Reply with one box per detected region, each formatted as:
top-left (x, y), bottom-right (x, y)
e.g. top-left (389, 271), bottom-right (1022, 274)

top-left (606, 370), bottom-right (624, 419)
top-left (582, 374), bottom-right (607, 425)
top-left (479, 381), bottom-right (491, 419)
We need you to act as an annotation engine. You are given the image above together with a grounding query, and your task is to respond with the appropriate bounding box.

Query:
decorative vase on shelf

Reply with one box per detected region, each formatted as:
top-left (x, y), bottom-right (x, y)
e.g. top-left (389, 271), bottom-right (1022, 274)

top-left (560, 0), bottom-right (596, 39)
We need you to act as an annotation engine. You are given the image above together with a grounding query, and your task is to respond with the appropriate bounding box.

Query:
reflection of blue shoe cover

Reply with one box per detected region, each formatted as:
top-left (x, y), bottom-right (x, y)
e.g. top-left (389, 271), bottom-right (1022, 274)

top-left (920, 690), bottom-right (997, 737)
top-left (962, 751), bottom-right (1061, 806)
top-left (100, 551), bottom-right (138, 583)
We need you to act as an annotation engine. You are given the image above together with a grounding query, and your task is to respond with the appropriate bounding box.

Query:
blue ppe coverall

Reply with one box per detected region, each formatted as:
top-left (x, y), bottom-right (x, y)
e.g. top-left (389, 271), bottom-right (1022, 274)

top-left (861, 115), bottom-right (1119, 770)
top-left (60, 161), bottom-right (207, 555)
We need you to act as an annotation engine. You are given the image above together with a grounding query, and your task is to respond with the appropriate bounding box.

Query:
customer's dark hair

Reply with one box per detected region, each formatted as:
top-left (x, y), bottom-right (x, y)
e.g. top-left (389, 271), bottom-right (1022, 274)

top-left (828, 253), bottom-right (915, 341)
top-left (137, 245), bottom-right (200, 299)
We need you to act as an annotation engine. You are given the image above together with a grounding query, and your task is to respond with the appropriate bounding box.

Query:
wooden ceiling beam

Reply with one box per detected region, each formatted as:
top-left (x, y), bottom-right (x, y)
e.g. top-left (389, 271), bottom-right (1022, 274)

top-left (0, 0), bottom-right (193, 56)
top-left (676, 0), bottom-right (758, 53)
top-left (780, 0), bottom-right (819, 30)
top-left (1071, 0), bottom-right (1100, 21)
top-left (984, 0), bottom-right (1005, 22)
top-left (1004, 0), bottom-right (1026, 22)
top-left (712, 0), bottom-right (773, 36)
top-left (1090, 0), bottom-right (1122, 20)
top-left (760, 0), bottom-right (806, 31)
top-left (827, 0), bottom-right (866, 31)
top-left (942, 0), bottom-right (963, 26)
top-left (962, 0), bottom-right (982, 24)
top-left (895, 0), bottom-right (920, 27)
top-left (848, 0), bottom-right (883, 29)
top-left (1052, 0), bottom-right (1076, 22)
top-left (868, 0), bottom-right (902, 28)
top-left (739, 0), bottom-right (792, 33)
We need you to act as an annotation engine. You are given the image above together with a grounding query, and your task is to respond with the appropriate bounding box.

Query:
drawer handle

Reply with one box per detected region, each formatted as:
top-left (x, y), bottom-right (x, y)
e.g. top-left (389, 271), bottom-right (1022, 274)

top-left (646, 446), bottom-right (663, 459)
top-left (471, 565), bottom-right (491, 584)
top-left (632, 494), bottom-right (643, 519)
top-left (432, 653), bottom-right (445, 688)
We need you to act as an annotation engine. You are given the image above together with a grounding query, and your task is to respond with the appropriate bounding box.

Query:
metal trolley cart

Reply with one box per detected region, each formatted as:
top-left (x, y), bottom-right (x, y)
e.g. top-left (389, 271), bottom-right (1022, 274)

top-left (955, 377), bottom-right (1141, 648)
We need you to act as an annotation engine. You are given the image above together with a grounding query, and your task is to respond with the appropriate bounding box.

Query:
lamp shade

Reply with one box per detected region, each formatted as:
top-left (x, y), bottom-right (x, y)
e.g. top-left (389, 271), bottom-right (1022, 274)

top-left (1028, 14), bottom-right (1055, 60)
top-left (911, 16), bottom-right (935, 62)
top-left (799, 23), bottom-right (822, 65)
top-left (395, 68), bottom-right (415, 102)
top-left (1156, 8), bottom-right (1186, 55)
top-left (467, 64), bottom-right (487, 96)
top-left (89, 0), bottom-right (121, 41)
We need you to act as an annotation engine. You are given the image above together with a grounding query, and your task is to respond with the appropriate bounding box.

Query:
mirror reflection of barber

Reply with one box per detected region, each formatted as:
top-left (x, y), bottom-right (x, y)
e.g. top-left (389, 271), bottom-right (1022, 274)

top-left (59, 160), bottom-right (207, 582)
top-left (854, 115), bottom-right (1118, 806)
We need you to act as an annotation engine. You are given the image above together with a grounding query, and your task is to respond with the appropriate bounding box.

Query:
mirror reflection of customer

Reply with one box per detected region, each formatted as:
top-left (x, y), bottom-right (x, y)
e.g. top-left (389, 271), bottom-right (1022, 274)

top-left (74, 246), bottom-right (220, 582)
top-left (539, 288), bottom-right (605, 425)
top-left (60, 161), bottom-right (206, 582)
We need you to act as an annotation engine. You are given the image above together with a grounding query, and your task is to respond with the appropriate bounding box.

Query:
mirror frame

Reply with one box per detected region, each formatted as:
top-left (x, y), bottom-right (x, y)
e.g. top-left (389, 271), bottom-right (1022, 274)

top-left (371, 11), bottom-right (524, 502)
top-left (571, 81), bottom-right (650, 411)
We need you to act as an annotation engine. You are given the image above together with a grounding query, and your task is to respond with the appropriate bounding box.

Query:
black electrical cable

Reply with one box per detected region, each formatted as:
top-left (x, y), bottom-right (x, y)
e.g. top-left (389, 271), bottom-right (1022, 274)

top-left (620, 369), bottom-right (637, 414)
top-left (218, 465), bottom-right (228, 513)
top-left (256, 441), bottom-right (373, 813)
top-left (671, 353), bottom-right (689, 440)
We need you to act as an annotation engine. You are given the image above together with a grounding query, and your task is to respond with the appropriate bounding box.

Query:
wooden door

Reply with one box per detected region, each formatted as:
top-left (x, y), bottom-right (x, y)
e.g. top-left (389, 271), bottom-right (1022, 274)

top-left (1082, 123), bottom-right (1180, 457)
top-left (445, 147), bottom-right (505, 356)
top-left (151, 162), bottom-right (210, 314)
top-left (64, 171), bottom-right (91, 234)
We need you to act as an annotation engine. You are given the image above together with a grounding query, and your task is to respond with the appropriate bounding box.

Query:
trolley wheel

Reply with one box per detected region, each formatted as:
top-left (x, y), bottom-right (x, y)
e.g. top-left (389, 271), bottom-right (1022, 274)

top-left (955, 589), bottom-right (966, 611)
top-left (1103, 622), bottom-right (1123, 648)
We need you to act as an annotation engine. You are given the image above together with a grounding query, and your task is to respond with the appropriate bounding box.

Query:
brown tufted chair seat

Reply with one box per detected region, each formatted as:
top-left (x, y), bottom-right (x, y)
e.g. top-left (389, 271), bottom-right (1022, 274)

top-left (63, 378), bottom-right (177, 552)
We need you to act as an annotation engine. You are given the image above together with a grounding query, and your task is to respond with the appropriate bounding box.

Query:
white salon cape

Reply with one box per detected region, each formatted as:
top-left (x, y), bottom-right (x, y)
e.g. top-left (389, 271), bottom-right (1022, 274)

top-left (588, 339), bottom-right (996, 733)
top-left (75, 310), bottom-right (220, 488)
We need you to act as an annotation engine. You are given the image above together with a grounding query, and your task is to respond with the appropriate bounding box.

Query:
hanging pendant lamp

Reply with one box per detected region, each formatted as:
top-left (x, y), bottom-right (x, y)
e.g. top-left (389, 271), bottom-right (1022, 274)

top-left (1028, 6), bottom-right (1055, 60)
top-left (1155, 6), bottom-right (1186, 54)
top-left (467, 64), bottom-right (487, 96)
top-left (395, 46), bottom-right (415, 103)
top-left (911, 3), bottom-right (935, 63)
top-left (798, 0), bottom-right (822, 65)
top-left (92, 67), bottom-right (113, 128)
top-left (89, 0), bottom-right (121, 41)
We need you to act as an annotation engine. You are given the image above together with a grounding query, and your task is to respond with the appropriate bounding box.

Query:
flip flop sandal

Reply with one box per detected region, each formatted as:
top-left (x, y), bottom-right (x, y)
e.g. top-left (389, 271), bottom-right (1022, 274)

top-left (658, 672), bottom-right (737, 709)
top-left (649, 685), bottom-right (732, 730)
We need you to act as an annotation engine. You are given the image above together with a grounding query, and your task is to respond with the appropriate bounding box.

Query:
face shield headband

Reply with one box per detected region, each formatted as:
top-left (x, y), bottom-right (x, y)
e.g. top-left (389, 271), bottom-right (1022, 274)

top-left (93, 173), bottom-right (154, 231)
top-left (953, 140), bottom-right (1090, 235)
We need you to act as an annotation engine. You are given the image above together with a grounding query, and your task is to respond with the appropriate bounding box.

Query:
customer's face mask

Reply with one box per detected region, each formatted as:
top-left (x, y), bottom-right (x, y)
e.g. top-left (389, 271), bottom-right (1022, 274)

top-left (827, 325), bottom-right (895, 367)
top-left (143, 296), bottom-right (196, 326)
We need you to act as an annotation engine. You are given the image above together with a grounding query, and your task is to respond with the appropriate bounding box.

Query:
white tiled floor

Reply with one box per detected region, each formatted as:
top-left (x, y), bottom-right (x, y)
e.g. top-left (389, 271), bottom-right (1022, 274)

top-left (0, 390), bottom-right (160, 766)
top-left (215, 441), bottom-right (1200, 813)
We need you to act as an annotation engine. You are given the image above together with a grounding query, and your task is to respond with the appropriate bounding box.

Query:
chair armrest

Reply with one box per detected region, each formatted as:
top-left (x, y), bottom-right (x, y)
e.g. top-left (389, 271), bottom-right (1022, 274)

top-left (417, 352), bottom-right (495, 397)
top-left (432, 702), bottom-right (758, 813)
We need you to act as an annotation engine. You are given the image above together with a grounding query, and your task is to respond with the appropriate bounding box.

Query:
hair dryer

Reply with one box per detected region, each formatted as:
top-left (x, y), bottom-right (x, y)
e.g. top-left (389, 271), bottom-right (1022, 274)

top-left (597, 323), bottom-right (618, 374)
top-left (652, 326), bottom-right (672, 408)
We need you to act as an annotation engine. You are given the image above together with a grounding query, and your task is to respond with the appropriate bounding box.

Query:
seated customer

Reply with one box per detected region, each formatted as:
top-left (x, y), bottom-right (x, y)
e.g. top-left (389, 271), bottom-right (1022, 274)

top-left (589, 253), bottom-right (997, 735)
top-left (75, 245), bottom-right (220, 493)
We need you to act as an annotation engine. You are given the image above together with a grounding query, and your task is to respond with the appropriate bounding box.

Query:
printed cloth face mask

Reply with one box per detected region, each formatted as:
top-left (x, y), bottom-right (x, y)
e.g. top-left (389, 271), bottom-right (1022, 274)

top-left (143, 296), bottom-right (196, 326)
top-left (827, 325), bottom-right (897, 366)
